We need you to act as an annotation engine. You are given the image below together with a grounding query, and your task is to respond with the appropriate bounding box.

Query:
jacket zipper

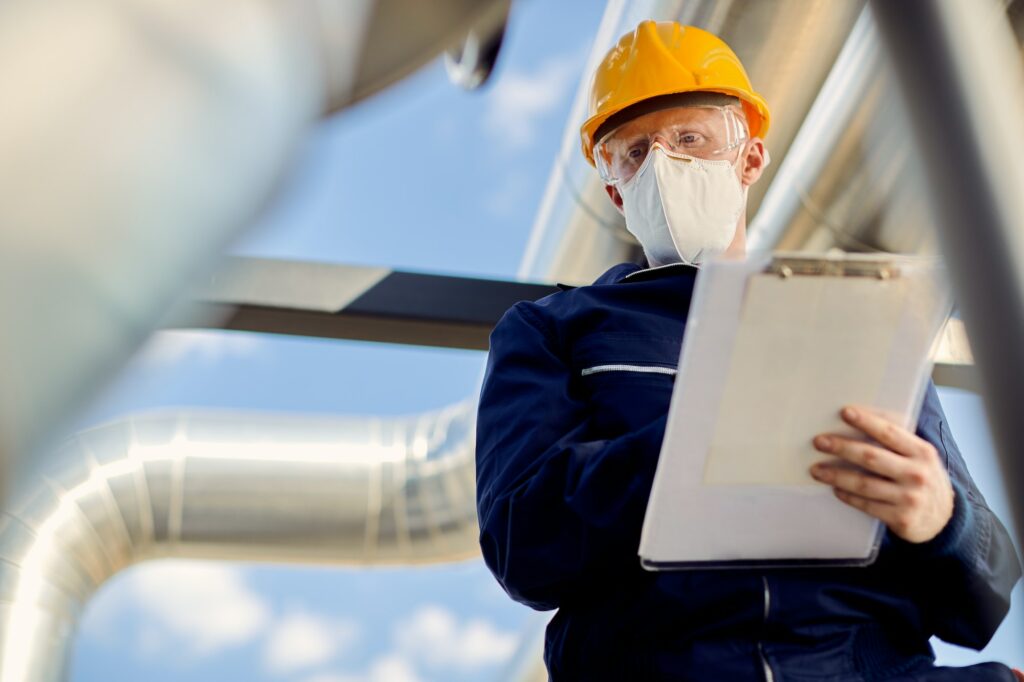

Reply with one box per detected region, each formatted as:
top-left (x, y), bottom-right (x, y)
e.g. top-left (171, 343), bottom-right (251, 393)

top-left (759, 575), bottom-right (776, 682)
top-left (579, 364), bottom-right (677, 377)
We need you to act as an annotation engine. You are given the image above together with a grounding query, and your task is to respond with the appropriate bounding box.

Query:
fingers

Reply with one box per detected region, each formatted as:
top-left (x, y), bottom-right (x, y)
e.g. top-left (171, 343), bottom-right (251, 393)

top-left (832, 488), bottom-right (935, 541)
top-left (831, 488), bottom-right (896, 523)
top-left (810, 462), bottom-right (903, 503)
top-left (839, 406), bottom-right (933, 461)
top-left (812, 407), bottom-right (954, 543)
top-left (812, 434), bottom-right (912, 482)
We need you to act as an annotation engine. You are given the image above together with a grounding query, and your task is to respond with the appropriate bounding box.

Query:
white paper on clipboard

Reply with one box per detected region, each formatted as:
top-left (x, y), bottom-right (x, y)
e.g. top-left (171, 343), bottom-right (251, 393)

top-left (638, 252), bottom-right (952, 570)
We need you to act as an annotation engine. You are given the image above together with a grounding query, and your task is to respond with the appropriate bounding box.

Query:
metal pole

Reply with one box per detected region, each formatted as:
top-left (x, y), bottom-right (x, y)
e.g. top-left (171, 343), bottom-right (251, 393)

top-left (870, 0), bottom-right (1024, 553)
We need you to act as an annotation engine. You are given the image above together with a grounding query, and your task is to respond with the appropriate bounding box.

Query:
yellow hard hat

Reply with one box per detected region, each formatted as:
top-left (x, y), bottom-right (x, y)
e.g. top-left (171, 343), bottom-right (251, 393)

top-left (580, 21), bottom-right (770, 166)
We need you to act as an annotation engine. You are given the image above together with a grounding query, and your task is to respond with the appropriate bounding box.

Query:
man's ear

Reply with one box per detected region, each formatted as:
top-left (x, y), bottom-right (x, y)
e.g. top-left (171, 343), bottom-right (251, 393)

top-left (605, 184), bottom-right (625, 215)
top-left (740, 137), bottom-right (767, 187)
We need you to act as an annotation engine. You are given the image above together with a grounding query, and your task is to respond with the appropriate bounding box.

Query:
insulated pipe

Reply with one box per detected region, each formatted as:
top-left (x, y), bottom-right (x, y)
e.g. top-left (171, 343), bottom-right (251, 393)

top-left (0, 0), bottom-right (331, 495)
top-left (0, 405), bottom-right (479, 681)
top-left (746, 6), bottom-right (880, 252)
top-left (870, 0), bottom-right (1024, 563)
top-left (0, 0), bottom-right (510, 499)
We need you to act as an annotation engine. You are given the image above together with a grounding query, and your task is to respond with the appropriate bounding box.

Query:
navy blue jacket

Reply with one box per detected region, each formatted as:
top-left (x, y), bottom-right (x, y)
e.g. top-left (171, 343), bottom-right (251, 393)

top-left (476, 262), bottom-right (1022, 681)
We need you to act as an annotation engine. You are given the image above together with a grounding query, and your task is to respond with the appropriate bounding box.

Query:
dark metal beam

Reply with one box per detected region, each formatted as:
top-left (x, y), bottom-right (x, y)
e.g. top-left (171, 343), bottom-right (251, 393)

top-left (175, 257), bottom-right (979, 392)
top-left (171, 257), bottom-right (560, 351)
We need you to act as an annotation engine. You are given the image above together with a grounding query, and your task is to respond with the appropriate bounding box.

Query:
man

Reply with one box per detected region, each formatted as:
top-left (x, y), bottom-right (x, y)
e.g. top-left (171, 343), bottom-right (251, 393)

top-left (475, 21), bottom-right (1022, 681)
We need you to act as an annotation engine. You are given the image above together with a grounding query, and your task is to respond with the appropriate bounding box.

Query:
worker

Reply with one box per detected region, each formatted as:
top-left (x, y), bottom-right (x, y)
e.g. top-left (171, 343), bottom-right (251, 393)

top-left (475, 21), bottom-right (1022, 681)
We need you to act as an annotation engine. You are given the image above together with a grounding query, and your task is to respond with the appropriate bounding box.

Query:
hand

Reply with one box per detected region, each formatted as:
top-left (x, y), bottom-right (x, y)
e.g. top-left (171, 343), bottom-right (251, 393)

top-left (809, 406), bottom-right (954, 544)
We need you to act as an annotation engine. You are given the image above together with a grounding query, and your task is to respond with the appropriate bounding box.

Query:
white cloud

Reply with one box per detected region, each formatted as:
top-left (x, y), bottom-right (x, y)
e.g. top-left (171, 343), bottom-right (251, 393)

top-left (264, 610), bottom-right (360, 675)
top-left (393, 604), bottom-right (518, 670)
top-left (133, 329), bottom-right (260, 368)
top-left (296, 655), bottom-right (423, 682)
top-left (125, 560), bottom-right (271, 657)
top-left (484, 53), bottom-right (580, 150)
top-left (365, 656), bottom-right (425, 682)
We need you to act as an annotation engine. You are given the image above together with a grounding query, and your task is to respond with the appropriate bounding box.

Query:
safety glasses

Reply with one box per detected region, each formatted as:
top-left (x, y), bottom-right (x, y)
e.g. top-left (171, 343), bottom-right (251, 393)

top-left (594, 106), bottom-right (748, 185)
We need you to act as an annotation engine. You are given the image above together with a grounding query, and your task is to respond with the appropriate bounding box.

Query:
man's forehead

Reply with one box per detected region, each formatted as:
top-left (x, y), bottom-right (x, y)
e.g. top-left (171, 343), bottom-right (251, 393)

top-left (595, 92), bottom-right (741, 141)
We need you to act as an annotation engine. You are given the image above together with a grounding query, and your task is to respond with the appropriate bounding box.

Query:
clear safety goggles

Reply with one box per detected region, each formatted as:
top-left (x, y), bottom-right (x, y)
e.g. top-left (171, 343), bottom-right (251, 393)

top-left (594, 106), bottom-right (748, 185)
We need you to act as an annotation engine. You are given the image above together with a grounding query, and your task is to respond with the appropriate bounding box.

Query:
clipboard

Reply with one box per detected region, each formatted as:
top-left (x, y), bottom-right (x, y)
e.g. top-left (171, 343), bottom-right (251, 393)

top-left (638, 252), bottom-right (952, 570)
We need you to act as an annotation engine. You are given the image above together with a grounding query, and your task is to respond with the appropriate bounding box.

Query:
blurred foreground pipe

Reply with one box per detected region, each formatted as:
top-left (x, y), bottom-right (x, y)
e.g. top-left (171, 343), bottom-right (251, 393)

top-left (0, 0), bottom-right (333, 496)
top-left (0, 0), bottom-right (510, 499)
top-left (871, 0), bottom-right (1024, 553)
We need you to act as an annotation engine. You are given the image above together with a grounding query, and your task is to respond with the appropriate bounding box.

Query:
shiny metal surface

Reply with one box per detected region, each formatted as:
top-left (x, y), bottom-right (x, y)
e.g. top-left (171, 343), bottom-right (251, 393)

top-left (444, 1), bottom-right (512, 90)
top-left (872, 0), bottom-right (1024, 572)
top-left (746, 6), bottom-right (880, 252)
top-left (0, 0), bottom-right (510, 500)
top-left (521, 0), bottom-right (864, 285)
top-left (0, 0), bottom-right (330, 497)
top-left (748, 5), bottom-right (936, 257)
top-left (0, 405), bottom-right (478, 680)
top-left (336, 0), bottom-right (511, 109)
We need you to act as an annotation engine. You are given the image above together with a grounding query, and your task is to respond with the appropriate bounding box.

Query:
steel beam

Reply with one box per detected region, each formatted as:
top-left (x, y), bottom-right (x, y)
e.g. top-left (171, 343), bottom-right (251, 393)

top-left (174, 257), bottom-right (561, 351)
top-left (871, 0), bottom-right (1024, 553)
top-left (176, 258), bottom-right (978, 394)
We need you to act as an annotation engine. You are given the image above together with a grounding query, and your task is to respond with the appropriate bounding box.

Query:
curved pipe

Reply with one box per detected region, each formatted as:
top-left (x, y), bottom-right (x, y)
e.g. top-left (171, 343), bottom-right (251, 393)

top-left (0, 404), bottom-right (478, 681)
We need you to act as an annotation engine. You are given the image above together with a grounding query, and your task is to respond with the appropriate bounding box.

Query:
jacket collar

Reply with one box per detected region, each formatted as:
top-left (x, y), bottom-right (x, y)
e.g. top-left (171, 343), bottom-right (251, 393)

top-left (619, 262), bottom-right (698, 283)
top-left (557, 262), bottom-right (699, 291)
top-left (592, 261), bottom-right (698, 285)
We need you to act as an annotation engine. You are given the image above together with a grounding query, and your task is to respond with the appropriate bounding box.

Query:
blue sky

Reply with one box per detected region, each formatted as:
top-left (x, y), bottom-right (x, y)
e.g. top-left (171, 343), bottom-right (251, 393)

top-left (70, 1), bottom-right (1021, 680)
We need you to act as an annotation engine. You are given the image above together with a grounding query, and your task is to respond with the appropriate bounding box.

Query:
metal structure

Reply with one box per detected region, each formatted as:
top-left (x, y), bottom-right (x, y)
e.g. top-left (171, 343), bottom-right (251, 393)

top-left (1, 0), bottom-right (1021, 679)
top-left (177, 257), bottom-right (559, 351)
top-left (871, 0), bottom-right (1024, 561)
top-left (172, 256), bottom-right (975, 387)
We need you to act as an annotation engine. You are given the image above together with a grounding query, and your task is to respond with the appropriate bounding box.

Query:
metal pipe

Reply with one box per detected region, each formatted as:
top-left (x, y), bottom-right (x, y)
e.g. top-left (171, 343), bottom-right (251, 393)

top-left (870, 0), bottom-right (1024, 555)
top-left (747, 6), bottom-right (879, 252)
top-left (0, 405), bottom-right (479, 681)
top-left (0, 0), bottom-right (511, 500)
top-left (0, 0), bottom-right (333, 495)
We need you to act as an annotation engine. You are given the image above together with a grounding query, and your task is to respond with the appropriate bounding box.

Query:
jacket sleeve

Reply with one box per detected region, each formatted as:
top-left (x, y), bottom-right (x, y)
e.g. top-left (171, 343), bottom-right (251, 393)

top-left (896, 382), bottom-right (1022, 649)
top-left (475, 303), bottom-right (666, 611)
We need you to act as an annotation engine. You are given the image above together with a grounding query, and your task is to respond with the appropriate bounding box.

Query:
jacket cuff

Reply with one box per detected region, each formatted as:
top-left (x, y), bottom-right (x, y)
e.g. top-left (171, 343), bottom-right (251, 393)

top-left (895, 480), bottom-right (979, 560)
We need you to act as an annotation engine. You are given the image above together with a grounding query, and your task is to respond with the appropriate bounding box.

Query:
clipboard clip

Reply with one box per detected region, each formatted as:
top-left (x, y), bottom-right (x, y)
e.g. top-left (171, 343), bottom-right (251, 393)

top-left (767, 256), bottom-right (900, 280)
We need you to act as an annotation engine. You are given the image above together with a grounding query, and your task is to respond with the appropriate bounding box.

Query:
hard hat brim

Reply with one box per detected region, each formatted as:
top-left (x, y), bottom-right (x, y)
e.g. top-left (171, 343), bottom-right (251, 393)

top-left (581, 86), bottom-right (770, 167)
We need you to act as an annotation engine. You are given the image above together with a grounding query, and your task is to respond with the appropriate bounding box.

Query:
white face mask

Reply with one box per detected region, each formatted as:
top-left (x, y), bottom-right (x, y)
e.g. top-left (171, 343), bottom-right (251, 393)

top-left (619, 143), bottom-right (746, 268)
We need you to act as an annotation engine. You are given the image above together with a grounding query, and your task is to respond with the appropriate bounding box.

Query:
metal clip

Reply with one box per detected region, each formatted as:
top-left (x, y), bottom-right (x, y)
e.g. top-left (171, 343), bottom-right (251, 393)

top-left (767, 256), bottom-right (900, 280)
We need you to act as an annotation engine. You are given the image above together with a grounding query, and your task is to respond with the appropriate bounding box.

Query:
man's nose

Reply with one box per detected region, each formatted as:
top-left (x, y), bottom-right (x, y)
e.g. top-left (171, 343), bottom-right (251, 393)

top-left (649, 131), bottom-right (675, 151)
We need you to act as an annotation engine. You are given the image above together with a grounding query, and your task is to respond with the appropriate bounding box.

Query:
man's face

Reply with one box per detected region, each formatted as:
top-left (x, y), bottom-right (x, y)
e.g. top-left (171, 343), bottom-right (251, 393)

top-left (600, 104), bottom-right (766, 213)
top-left (599, 105), bottom-right (747, 186)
